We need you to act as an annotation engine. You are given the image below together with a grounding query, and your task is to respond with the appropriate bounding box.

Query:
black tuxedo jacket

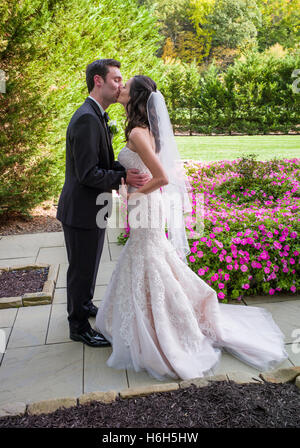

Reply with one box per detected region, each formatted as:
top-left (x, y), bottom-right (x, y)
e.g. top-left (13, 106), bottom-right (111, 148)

top-left (56, 97), bottom-right (126, 229)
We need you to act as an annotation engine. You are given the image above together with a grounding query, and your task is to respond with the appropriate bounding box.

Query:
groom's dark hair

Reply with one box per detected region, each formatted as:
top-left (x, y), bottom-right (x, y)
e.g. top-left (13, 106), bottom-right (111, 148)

top-left (86, 59), bottom-right (121, 92)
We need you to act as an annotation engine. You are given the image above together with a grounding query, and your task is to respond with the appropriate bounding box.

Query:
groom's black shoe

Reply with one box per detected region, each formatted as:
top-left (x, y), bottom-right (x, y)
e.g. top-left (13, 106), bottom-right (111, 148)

top-left (70, 328), bottom-right (111, 347)
top-left (87, 303), bottom-right (98, 317)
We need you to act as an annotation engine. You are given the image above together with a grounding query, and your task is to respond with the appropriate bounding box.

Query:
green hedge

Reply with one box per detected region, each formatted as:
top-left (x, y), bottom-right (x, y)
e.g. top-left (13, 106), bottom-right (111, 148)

top-left (161, 49), bottom-right (300, 135)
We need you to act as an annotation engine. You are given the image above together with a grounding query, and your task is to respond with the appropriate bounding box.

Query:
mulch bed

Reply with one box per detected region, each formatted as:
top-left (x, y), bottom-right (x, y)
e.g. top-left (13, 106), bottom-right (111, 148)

top-left (0, 203), bottom-right (62, 236)
top-left (0, 267), bottom-right (49, 298)
top-left (0, 381), bottom-right (299, 428)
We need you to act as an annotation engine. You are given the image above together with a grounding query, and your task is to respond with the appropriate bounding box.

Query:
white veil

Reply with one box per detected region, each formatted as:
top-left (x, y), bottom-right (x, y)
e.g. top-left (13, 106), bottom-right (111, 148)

top-left (147, 90), bottom-right (192, 263)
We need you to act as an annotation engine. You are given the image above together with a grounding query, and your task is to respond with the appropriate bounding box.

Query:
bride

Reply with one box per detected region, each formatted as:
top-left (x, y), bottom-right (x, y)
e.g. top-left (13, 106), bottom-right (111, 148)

top-left (95, 75), bottom-right (288, 381)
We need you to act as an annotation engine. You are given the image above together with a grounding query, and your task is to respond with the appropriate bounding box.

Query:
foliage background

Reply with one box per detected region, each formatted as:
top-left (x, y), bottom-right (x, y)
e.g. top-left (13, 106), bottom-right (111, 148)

top-left (0, 0), bottom-right (299, 217)
top-left (0, 0), bottom-right (164, 216)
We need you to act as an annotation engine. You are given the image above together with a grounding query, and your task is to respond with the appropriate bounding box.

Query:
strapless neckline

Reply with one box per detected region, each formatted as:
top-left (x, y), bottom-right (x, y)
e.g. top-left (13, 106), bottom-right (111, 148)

top-left (123, 145), bottom-right (137, 154)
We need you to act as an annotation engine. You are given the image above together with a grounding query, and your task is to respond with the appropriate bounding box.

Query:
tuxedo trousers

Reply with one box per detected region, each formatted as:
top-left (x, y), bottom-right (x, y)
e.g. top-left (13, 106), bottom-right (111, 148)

top-left (62, 223), bottom-right (106, 333)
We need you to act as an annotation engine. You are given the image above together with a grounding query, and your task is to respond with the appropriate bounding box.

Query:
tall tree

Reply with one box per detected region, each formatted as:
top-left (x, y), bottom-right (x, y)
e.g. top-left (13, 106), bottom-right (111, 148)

top-left (139, 0), bottom-right (197, 59)
top-left (189, 0), bottom-right (216, 59)
top-left (206, 0), bottom-right (262, 50)
top-left (0, 0), bottom-right (163, 217)
top-left (256, 0), bottom-right (300, 50)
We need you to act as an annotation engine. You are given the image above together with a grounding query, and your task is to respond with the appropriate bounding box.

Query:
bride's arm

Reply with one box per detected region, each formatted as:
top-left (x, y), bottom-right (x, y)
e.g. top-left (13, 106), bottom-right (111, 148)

top-left (127, 127), bottom-right (168, 198)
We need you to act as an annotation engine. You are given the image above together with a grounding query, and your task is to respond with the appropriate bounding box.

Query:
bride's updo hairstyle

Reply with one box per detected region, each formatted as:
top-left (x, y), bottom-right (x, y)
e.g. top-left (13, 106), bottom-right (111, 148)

top-left (125, 75), bottom-right (157, 144)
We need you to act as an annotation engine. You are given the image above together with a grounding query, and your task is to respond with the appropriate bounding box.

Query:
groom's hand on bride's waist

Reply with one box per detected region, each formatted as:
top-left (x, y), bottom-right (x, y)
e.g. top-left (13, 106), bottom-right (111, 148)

top-left (125, 169), bottom-right (151, 188)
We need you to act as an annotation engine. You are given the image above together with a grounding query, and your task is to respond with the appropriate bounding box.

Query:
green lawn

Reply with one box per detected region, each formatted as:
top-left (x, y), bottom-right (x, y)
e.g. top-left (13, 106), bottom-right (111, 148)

top-left (175, 135), bottom-right (300, 161)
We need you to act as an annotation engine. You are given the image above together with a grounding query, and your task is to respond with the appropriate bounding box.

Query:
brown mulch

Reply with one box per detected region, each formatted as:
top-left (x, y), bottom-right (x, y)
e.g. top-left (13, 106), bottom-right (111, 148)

top-left (0, 381), bottom-right (299, 428)
top-left (0, 267), bottom-right (49, 298)
top-left (0, 202), bottom-right (62, 236)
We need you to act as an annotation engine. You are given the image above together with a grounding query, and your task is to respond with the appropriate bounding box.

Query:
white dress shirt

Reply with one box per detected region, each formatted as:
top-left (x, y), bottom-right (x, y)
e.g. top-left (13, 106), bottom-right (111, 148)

top-left (88, 95), bottom-right (106, 117)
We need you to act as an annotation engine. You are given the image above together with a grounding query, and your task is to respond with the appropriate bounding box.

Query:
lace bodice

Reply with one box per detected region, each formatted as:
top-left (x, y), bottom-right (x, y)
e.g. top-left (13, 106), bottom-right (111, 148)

top-left (118, 146), bottom-right (152, 193)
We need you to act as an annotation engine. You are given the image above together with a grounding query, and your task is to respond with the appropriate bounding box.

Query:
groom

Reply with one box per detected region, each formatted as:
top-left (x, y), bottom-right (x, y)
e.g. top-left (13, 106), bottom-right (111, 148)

top-left (56, 59), bottom-right (150, 347)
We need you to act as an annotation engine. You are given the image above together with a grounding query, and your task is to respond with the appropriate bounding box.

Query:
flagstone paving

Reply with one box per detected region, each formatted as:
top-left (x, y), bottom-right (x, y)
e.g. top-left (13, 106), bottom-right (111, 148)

top-left (0, 220), bottom-right (299, 407)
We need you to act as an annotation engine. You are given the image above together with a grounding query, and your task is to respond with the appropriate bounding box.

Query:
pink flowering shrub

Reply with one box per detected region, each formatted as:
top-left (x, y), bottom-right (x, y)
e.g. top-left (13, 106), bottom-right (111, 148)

top-left (118, 156), bottom-right (300, 302)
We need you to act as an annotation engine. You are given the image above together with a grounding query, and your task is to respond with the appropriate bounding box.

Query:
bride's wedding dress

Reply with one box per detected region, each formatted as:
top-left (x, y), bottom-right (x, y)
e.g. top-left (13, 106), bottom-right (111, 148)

top-left (95, 146), bottom-right (288, 381)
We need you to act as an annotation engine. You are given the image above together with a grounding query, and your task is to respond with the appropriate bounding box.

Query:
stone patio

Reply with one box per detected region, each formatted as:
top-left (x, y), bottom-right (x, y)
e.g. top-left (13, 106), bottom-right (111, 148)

top-left (0, 213), bottom-right (299, 407)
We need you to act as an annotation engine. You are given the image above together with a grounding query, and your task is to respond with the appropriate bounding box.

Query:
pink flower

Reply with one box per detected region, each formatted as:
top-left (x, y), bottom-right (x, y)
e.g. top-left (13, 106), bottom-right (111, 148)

top-left (242, 284), bottom-right (250, 290)
top-left (209, 233), bottom-right (215, 239)
top-left (227, 264), bottom-right (233, 271)
top-left (226, 256), bottom-right (232, 263)
top-left (190, 246), bottom-right (197, 253)
top-left (290, 258), bottom-right (295, 265)
top-left (224, 273), bottom-right (230, 281)
top-left (264, 267), bottom-right (270, 274)
top-left (290, 231), bottom-right (297, 239)
top-left (260, 251), bottom-right (269, 260)
top-left (290, 285), bottom-right (296, 293)
top-left (197, 251), bottom-right (204, 258)
top-left (240, 264), bottom-right (248, 272)
top-left (212, 247), bottom-right (218, 254)
top-left (189, 256), bottom-right (195, 263)
top-left (217, 292), bottom-right (225, 299)
top-left (269, 289), bottom-right (275, 295)
top-left (198, 268), bottom-right (205, 276)
top-left (218, 283), bottom-right (225, 289)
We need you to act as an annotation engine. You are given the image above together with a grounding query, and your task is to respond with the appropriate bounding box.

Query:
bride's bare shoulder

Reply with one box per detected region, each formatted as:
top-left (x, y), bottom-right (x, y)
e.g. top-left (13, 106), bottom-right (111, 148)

top-left (128, 127), bottom-right (155, 152)
top-left (129, 126), bottom-right (150, 140)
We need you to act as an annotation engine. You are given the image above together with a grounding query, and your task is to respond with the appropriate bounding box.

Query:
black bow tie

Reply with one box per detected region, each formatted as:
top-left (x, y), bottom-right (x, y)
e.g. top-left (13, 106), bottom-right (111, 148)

top-left (103, 111), bottom-right (110, 123)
